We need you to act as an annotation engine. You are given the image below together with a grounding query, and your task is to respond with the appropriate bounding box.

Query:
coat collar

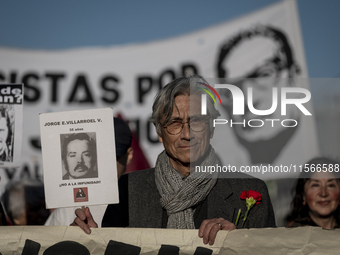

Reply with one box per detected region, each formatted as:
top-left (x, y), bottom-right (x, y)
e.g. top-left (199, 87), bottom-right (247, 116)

top-left (206, 179), bottom-right (236, 222)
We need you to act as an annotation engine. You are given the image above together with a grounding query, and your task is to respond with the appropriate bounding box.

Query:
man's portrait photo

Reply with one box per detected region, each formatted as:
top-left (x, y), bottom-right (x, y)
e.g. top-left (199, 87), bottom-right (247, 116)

top-left (0, 105), bottom-right (14, 163)
top-left (61, 132), bottom-right (98, 180)
top-left (216, 25), bottom-right (301, 164)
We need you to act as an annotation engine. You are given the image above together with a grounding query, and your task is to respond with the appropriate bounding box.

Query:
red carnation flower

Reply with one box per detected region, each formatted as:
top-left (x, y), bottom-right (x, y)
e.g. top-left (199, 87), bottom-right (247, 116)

top-left (235, 190), bottom-right (262, 228)
top-left (240, 190), bottom-right (262, 205)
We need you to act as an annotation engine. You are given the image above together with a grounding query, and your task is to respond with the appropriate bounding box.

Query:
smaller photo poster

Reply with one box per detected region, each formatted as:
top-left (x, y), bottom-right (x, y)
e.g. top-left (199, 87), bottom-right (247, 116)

top-left (0, 84), bottom-right (23, 167)
top-left (39, 108), bottom-right (119, 209)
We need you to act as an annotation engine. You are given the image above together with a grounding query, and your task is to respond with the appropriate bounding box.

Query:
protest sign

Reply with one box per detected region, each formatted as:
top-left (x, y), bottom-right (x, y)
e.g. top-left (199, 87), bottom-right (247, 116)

top-left (40, 108), bottom-right (118, 208)
top-left (0, 83), bottom-right (23, 167)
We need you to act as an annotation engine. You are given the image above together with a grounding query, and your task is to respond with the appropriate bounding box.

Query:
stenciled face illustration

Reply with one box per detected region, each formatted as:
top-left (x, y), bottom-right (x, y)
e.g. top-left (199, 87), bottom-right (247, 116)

top-left (66, 139), bottom-right (94, 179)
top-left (216, 26), bottom-right (300, 164)
top-left (221, 36), bottom-right (295, 140)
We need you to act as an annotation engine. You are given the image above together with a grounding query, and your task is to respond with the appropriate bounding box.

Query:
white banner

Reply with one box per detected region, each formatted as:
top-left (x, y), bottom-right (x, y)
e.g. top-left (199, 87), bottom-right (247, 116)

top-left (0, 226), bottom-right (339, 254)
top-left (0, 0), bottom-right (317, 190)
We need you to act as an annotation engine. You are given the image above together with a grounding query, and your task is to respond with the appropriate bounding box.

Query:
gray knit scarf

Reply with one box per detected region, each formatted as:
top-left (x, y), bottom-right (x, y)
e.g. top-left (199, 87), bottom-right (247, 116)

top-left (155, 146), bottom-right (218, 229)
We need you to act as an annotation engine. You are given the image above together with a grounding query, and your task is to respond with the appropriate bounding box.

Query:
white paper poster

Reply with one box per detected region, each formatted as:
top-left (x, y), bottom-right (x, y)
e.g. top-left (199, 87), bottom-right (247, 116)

top-left (0, 84), bottom-right (23, 168)
top-left (39, 108), bottom-right (118, 208)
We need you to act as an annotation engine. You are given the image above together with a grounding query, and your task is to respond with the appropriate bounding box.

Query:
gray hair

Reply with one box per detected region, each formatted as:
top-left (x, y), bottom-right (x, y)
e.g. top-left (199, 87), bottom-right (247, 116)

top-left (150, 75), bottom-right (220, 135)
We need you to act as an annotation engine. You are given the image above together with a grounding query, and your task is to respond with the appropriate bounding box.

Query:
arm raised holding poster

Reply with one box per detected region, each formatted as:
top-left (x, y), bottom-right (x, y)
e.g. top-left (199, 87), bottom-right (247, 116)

top-left (45, 117), bottom-right (134, 227)
top-left (39, 108), bottom-right (119, 209)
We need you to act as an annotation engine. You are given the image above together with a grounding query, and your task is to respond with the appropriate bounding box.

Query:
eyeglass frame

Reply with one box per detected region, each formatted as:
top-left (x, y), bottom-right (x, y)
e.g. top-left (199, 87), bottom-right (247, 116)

top-left (226, 56), bottom-right (284, 89)
top-left (162, 116), bottom-right (211, 135)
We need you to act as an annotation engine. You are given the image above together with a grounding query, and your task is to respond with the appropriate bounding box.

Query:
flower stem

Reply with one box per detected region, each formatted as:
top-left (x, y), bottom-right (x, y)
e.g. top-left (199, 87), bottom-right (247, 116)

top-left (235, 209), bottom-right (241, 226)
top-left (241, 208), bottom-right (250, 228)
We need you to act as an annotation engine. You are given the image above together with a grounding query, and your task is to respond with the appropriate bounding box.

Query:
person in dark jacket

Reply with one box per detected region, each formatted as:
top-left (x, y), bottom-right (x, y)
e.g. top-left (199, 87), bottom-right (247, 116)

top-left (72, 75), bottom-right (276, 245)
